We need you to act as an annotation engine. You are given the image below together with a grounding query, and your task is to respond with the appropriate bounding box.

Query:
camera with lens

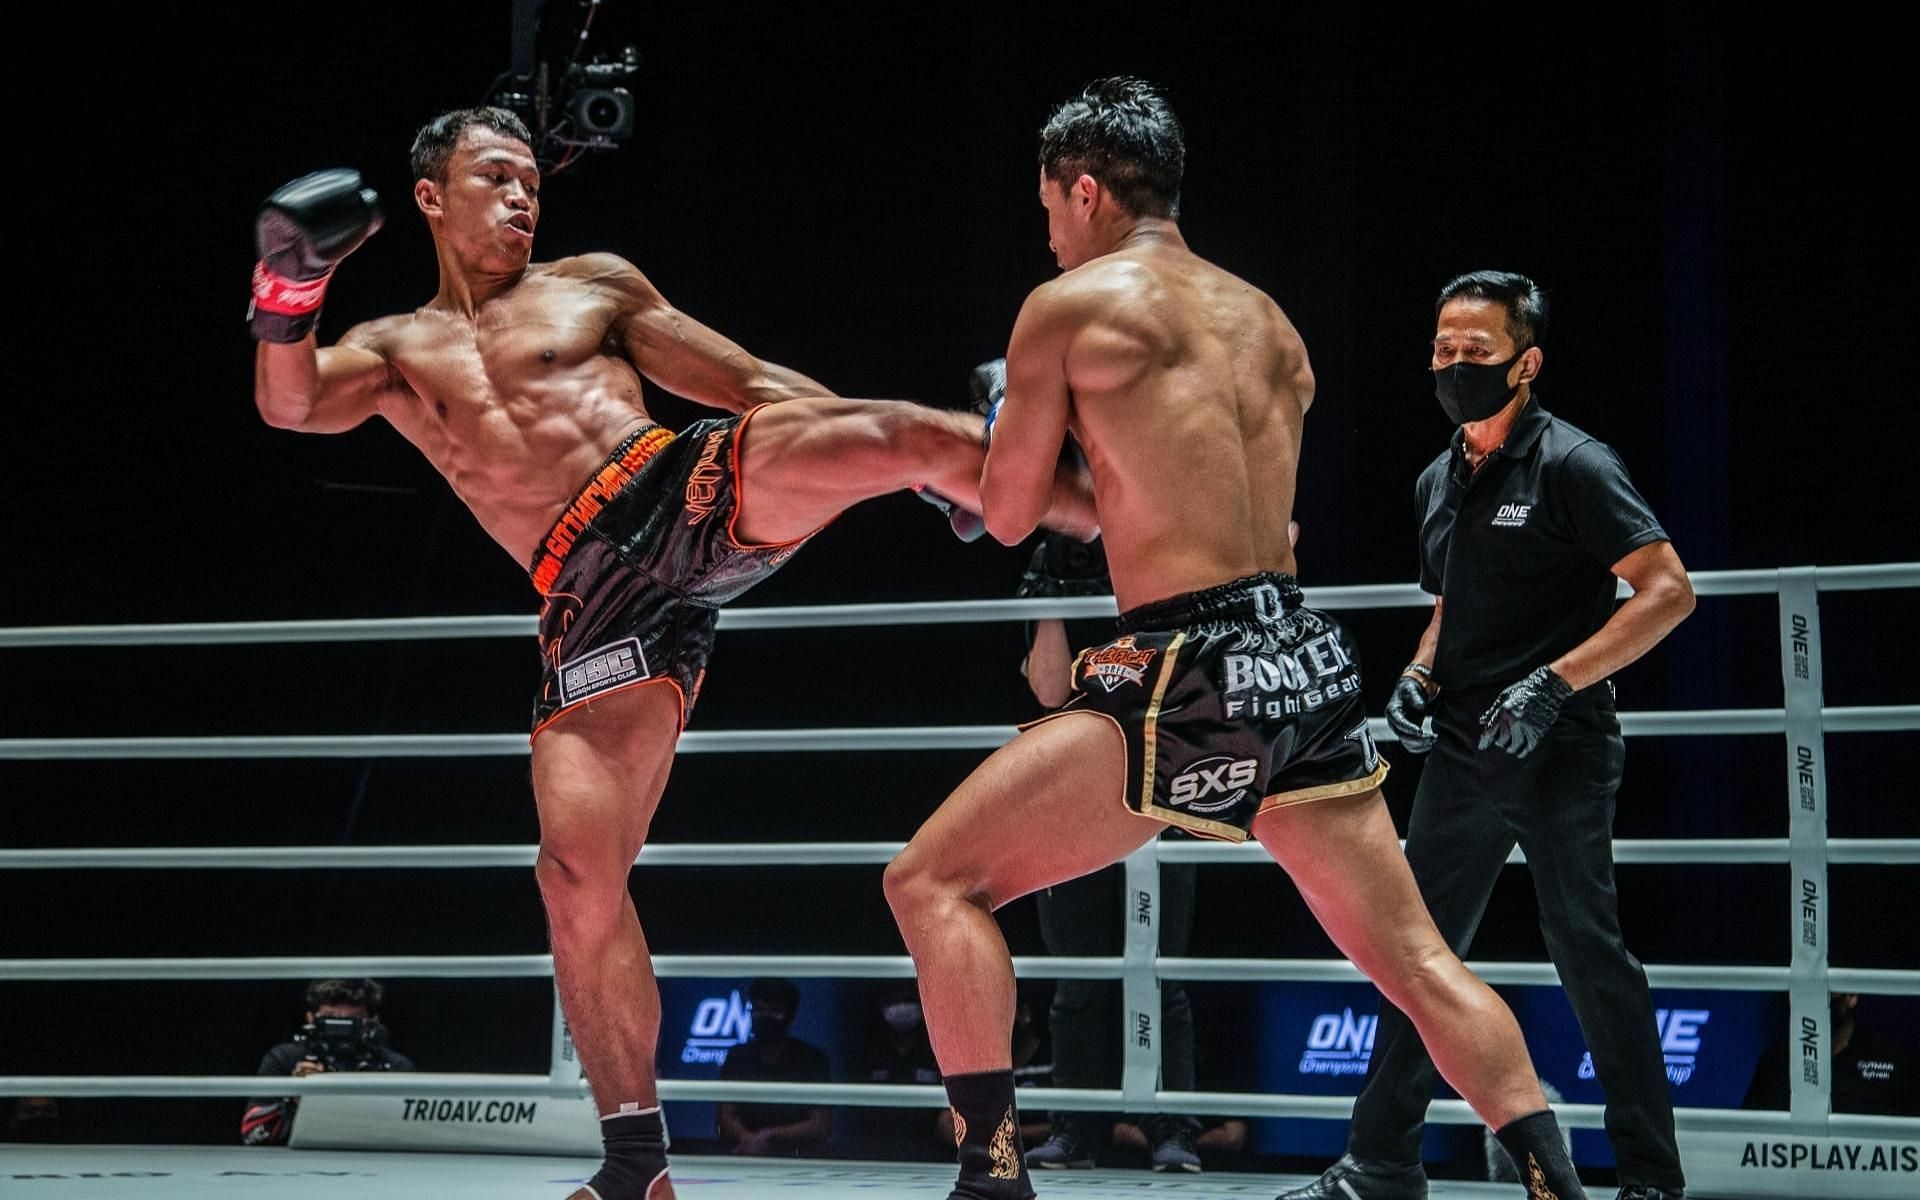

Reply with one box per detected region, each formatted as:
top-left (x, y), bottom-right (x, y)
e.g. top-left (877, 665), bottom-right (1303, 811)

top-left (565, 44), bottom-right (640, 140)
top-left (484, 3), bottom-right (641, 173)
top-left (293, 1015), bottom-right (392, 1072)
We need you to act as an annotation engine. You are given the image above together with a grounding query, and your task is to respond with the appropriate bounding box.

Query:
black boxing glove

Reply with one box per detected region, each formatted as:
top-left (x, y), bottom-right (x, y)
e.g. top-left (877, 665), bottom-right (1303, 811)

top-left (1017, 532), bottom-right (1109, 600)
top-left (1477, 664), bottom-right (1575, 758)
top-left (1385, 665), bottom-right (1437, 754)
top-left (969, 357), bottom-right (1007, 450)
top-left (249, 169), bottom-right (383, 344)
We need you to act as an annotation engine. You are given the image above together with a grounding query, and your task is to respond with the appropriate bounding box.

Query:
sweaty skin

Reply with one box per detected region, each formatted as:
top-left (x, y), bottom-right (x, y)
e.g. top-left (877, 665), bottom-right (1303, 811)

top-left (889, 167), bottom-right (1555, 1179)
top-left (981, 195), bottom-right (1305, 610)
top-left (254, 127), bottom-right (839, 564)
top-left (253, 123), bottom-right (1095, 1200)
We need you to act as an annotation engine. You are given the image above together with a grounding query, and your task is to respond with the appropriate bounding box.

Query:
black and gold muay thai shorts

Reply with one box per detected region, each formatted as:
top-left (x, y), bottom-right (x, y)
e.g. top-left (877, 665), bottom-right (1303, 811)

top-left (1024, 573), bottom-right (1388, 841)
top-left (528, 407), bottom-right (820, 737)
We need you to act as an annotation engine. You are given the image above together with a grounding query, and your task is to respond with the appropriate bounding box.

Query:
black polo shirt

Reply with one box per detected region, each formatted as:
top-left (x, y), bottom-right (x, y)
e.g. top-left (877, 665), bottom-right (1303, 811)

top-left (1416, 398), bottom-right (1668, 695)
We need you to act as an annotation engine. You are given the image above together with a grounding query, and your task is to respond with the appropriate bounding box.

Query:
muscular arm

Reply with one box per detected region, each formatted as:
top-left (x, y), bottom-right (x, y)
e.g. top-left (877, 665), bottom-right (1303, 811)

top-left (253, 325), bottom-right (403, 434)
top-left (1024, 619), bottom-right (1074, 708)
top-left (593, 254), bottom-right (833, 412)
top-left (1409, 598), bottom-right (1444, 689)
top-left (1547, 540), bottom-right (1696, 691)
top-left (982, 284), bottom-right (1074, 544)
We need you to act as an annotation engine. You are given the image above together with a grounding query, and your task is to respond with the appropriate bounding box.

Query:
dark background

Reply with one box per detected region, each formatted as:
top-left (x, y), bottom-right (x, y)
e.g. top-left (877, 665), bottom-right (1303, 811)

top-left (2, 4), bottom-right (1914, 1177)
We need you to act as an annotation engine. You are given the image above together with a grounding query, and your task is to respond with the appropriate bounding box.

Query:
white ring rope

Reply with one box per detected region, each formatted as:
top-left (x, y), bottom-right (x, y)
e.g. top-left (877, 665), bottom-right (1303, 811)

top-left (2, 953), bottom-right (1914, 995)
top-left (1, 564), bottom-right (1914, 649)
top-left (5, 564), bottom-right (1917, 1132)
top-left (3, 838), bottom-right (1917, 872)
top-left (3, 702), bottom-right (1920, 756)
top-left (2, 706), bottom-right (1917, 761)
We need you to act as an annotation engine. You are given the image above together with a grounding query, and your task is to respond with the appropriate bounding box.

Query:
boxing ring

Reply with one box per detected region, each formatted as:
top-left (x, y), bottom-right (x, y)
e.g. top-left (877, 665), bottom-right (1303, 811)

top-left (3, 563), bottom-right (1916, 1198)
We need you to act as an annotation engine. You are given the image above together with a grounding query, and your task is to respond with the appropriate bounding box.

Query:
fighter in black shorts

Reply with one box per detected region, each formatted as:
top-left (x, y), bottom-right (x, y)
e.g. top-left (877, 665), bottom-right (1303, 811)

top-left (531, 412), bottom-right (816, 734)
top-left (251, 108), bottom-right (1097, 1200)
top-left (885, 79), bottom-right (1588, 1200)
top-left (1034, 574), bottom-right (1385, 842)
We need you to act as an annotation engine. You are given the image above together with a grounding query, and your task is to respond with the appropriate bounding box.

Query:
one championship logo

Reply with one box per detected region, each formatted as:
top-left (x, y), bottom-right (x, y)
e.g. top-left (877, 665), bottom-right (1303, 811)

top-left (1080, 636), bottom-right (1158, 692)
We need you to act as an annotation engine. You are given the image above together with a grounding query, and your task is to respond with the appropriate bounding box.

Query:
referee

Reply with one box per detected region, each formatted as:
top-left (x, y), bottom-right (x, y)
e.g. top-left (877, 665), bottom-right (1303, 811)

top-left (1284, 271), bottom-right (1695, 1200)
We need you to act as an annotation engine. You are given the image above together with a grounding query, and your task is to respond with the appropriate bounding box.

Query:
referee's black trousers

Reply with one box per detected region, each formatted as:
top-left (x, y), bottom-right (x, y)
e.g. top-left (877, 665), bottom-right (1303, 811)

top-left (1347, 685), bottom-right (1684, 1192)
top-left (1037, 853), bottom-right (1200, 1144)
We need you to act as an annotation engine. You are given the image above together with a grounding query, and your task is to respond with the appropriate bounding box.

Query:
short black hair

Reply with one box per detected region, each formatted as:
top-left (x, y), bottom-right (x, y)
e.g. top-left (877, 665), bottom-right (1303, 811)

top-left (747, 977), bottom-right (799, 1014)
top-left (410, 106), bottom-right (534, 183)
top-left (1039, 77), bottom-right (1185, 219)
top-left (307, 978), bottom-right (384, 1014)
top-left (1435, 270), bottom-right (1549, 351)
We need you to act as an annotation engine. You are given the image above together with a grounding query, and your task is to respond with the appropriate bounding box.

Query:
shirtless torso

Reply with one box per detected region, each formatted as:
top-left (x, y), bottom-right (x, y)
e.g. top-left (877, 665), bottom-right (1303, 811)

top-left (890, 78), bottom-right (1582, 1200)
top-left (325, 257), bottom-right (667, 564)
top-left (1015, 230), bottom-right (1308, 610)
top-left (250, 114), bottom-right (1093, 1200)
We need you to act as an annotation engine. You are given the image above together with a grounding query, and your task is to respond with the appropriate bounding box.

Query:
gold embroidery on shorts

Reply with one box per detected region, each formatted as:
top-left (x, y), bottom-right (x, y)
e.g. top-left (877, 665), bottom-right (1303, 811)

top-left (1138, 631), bottom-right (1187, 810)
top-left (951, 1110), bottom-right (966, 1147)
top-left (988, 1107), bottom-right (1019, 1179)
top-left (1525, 1152), bottom-right (1559, 1200)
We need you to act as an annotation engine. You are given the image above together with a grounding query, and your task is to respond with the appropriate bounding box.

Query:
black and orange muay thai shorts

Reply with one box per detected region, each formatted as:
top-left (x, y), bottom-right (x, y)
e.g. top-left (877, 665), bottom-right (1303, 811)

top-left (528, 406), bottom-right (820, 738)
top-left (1024, 572), bottom-right (1389, 841)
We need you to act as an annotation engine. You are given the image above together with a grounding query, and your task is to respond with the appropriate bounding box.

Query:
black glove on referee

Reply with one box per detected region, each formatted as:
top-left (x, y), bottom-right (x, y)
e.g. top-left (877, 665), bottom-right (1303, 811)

top-left (1477, 665), bottom-right (1575, 758)
top-left (1385, 667), bottom-right (1438, 754)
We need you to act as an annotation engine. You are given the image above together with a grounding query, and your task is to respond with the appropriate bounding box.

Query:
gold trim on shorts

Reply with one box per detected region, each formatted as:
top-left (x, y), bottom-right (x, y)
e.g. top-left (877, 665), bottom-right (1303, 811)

top-left (1137, 632), bottom-right (1186, 812)
top-left (1256, 759), bottom-right (1391, 815)
top-left (1131, 634), bottom-right (1271, 843)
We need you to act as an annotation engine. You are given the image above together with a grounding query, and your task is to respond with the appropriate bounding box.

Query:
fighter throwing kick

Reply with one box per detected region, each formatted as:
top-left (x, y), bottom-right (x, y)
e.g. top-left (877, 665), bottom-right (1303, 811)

top-left (249, 107), bottom-right (1095, 1200)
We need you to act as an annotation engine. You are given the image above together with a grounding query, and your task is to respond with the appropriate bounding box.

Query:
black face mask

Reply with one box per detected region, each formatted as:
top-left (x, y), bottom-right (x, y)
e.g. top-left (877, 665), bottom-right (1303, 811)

top-left (1433, 355), bottom-right (1524, 425)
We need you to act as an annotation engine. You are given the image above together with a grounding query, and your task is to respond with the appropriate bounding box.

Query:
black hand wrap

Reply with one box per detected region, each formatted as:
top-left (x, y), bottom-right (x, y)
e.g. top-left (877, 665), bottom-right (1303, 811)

top-left (1477, 664), bottom-right (1575, 759)
top-left (249, 169), bottom-right (383, 343)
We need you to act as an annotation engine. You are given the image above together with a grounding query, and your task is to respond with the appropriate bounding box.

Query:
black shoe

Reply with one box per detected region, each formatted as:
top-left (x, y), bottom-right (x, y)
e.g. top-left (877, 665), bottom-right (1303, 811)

top-left (1024, 1133), bottom-right (1094, 1169)
top-left (1274, 1153), bottom-right (1428, 1200)
top-left (1616, 1188), bottom-right (1685, 1200)
top-left (1149, 1125), bottom-right (1202, 1173)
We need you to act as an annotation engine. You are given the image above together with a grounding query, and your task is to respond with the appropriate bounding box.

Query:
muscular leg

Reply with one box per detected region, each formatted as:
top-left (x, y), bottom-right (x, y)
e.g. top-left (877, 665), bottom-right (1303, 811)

top-left (1251, 790), bottom-right (1545, 1133)
top-left (886, 714), bottom-right (1157, 1197)
top-left (1347, 730), bottom-right (1520, 1167)
top-left (532, 681), bottom-right (684, 1200)
top-left (731, 397), bottom-right (1098, 545)
top-left (885, 713), bottom-right (1157, 1073)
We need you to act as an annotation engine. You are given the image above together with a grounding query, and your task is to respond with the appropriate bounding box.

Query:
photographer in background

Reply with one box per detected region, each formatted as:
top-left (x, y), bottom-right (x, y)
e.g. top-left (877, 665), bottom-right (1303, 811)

top-left (240, 978), bottom-right (414, 1146)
